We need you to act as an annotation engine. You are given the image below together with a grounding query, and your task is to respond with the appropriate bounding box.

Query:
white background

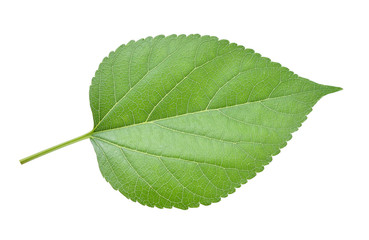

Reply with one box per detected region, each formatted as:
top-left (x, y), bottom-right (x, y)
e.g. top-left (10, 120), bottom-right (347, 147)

top-left (1, 0), bottom-right (368, 239)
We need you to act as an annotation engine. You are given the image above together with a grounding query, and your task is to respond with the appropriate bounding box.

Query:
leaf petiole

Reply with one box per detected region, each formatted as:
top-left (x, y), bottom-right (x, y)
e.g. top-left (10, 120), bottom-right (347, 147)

top-left (19, 131), bottom-right (93, 165)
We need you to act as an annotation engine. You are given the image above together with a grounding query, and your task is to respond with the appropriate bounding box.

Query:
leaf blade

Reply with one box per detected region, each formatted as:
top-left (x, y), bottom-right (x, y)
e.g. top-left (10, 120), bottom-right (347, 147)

top-left (89, 34), bottom-right (341, 208)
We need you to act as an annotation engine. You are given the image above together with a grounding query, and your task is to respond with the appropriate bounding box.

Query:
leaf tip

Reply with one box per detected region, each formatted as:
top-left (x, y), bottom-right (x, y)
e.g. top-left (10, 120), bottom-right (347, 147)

top-left (318, 84), bottom-right (343, 98)
top-left (326, 85), bottom-right (343, 94)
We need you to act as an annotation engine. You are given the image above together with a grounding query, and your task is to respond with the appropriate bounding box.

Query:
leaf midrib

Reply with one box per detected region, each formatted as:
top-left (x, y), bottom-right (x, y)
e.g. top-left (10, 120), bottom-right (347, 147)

top-left (92, 88), bottom-right (322, 134)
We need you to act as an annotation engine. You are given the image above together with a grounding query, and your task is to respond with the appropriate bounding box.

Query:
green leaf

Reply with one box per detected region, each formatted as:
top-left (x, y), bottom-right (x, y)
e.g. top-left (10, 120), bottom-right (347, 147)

top-left (20, 34), bottom-right (341, 209)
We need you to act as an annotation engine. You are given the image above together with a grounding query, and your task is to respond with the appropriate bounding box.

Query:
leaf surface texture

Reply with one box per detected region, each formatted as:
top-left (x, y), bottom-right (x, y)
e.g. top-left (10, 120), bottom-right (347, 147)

top-left (89, 35), bottom-right (340, 209)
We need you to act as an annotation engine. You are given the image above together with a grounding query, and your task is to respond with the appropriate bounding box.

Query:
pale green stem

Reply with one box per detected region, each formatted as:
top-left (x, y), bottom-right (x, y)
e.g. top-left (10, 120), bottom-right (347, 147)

top-left (19, 131), bottom-right (93, 165)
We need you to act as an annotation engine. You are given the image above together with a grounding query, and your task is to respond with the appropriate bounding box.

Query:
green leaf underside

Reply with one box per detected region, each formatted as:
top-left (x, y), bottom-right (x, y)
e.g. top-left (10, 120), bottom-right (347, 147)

top-left (89, 34), bottom-right (341, 209)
